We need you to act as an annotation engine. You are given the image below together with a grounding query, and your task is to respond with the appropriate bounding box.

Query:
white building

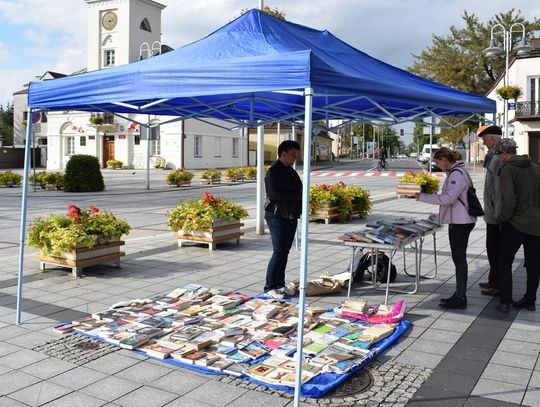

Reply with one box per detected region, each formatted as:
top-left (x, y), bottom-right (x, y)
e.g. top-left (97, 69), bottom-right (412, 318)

top-left (13, 0), bottom-right (247, 170)
top-left (485, 38), bottom-right (540, 164)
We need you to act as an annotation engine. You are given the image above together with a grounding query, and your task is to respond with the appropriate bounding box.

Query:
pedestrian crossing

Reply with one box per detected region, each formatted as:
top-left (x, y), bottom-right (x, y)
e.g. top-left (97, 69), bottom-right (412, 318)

top-left (310, 171), bottom-right (446, 178)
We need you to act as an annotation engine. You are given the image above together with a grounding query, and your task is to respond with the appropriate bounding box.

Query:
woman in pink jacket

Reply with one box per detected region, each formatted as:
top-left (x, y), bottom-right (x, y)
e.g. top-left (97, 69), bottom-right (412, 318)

top-left (415, 148), bottom-right (477, 309)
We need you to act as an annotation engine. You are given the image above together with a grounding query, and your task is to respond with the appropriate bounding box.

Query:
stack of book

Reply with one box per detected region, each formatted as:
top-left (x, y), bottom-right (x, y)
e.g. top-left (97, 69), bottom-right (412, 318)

top-left (58, 283), bottom-right (403, 389)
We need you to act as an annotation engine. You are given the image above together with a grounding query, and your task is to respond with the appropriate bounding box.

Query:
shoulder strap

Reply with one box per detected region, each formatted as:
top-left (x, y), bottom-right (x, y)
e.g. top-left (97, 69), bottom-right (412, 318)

top-left (447, 167), bottom-right (470, 209)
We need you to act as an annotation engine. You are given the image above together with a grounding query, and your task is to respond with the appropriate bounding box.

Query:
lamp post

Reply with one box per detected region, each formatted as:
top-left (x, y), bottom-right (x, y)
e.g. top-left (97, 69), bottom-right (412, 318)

top-left (484, 23), bottom-right (533, 138)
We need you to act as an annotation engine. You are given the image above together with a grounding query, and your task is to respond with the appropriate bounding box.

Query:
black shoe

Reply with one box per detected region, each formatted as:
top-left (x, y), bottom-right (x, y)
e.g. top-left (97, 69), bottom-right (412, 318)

top-left (439, 295), bottom-right (467, 309)
top-left (440, 294), bottom-right (456, 305)
top-left (497, 302), bottom-right (510, 313)
top-left (513, 298), bottom-right (536, 311)
top-left (481, 288), bottom-right (500, 297)
top-left (479, 282), bottom-right (491, 289)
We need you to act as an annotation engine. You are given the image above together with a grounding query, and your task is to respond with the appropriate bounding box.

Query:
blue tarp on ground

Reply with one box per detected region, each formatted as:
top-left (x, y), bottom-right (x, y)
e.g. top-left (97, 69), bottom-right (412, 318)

top-left (27, 9), bottom-right (494, 124)
top-left (128, 320), bottom-right (411, 398)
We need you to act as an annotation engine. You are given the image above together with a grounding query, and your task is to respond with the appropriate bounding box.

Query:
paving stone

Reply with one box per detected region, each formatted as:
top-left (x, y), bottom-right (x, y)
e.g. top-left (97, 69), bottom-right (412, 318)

top-left (49, 365), bottom-right (109, 390)
top-left (9, 381), bottom-right (73, 406)
top-left (20, 356), bottom-right (77, 379)
top-left (84, 351), bottom-right (139, 374)
top-left (80, 376), bottom-right (142, 402)
top-left (114, 385), bottom-right (178, 407)
top-left (37, 390), bottom-right (108, 407)
top-left (185, 380), bottom-right (248, 406)
top-left (481, 363), bottom-right (532, 386)
top-left (0, 396), bottom-right (29, 406)
top-left (115, 360), bottom-right (172, 384)
top-left (471, 378), bottom-right (526, 405)
top-left (0, 370), bottom-right (42, 396)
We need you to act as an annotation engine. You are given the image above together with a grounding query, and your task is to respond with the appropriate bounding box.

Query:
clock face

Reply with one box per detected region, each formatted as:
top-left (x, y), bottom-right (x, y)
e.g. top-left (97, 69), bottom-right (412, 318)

top-left (102, 11), bottom-right (118, 31)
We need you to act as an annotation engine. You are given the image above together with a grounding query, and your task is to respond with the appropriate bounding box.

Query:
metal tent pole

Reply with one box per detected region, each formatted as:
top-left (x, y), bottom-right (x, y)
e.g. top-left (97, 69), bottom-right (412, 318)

top-left (293, 87), bottom-right (313, 406)
top-left (16, 110), bottom-right (34, 324)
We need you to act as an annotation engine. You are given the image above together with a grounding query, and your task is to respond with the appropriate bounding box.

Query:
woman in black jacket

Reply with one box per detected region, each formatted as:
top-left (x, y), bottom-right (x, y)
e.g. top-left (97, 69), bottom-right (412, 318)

top-left (264, 140), bottom-right (302, 299)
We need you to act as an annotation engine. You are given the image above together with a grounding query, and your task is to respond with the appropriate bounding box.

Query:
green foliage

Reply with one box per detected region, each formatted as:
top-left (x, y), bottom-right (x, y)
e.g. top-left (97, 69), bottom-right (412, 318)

top-left (409, 10), bottom-right (540, 94)
top-left (26, 203), bottom-right (131, 256)
top-left (200, 168), bottom-right (222, 181)
top-left (309, 183), bottom-right (372, 221)
top-left (0, 171), bottom-right (22, 186)
top-left (0, 103), bottom-right (14, 146)
top-left (167, 192), bottom-right (248, 232)
top-left (166, 169), bottom-right (194, 185)
top-left (242, 166), bottom-right (257, 179)
top-left (64, 155), bottom-right (104, 192)
top-left (240, 6), bottom-right (286, 20)
top-left (89, 114), bottom-right (104, 125)
top-left (496, 85), bottom-right (522, 100)
top-left (29, 171), bottom-right (63, 188)
top-left (106, 159), bottom-right (123, 169)
top-left (399, 171), bottom-right (440, 194)
top-left (223, 167), bottom-right (245, 179)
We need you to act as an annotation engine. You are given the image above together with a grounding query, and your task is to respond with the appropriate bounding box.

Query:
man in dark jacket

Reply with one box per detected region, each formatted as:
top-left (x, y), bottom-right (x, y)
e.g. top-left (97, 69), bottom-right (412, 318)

top-left (477, 125), bottom-right (503, 295)
top-left (494, 139), bottom-right (540, 312)
top-left (264, 140), bottom-right (302, 299)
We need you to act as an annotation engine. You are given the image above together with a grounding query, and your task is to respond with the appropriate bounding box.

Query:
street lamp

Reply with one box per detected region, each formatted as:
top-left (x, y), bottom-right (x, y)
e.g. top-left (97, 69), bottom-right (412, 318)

top-left (484, 23), bottom-right (533, 138)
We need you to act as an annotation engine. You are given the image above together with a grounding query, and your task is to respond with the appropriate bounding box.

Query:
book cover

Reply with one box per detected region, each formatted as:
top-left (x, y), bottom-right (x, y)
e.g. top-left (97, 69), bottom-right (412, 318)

top-left (53, 321), bottom-right (79, 334)
top-left (245, 364), bottom-right (275, 378)
top-left (141, 342), bottom-right (176, 358)
top-left (193, 352), bottom-right (220, 367)
top-left (238, 341), bottom-right (269, 360)
top-left (303, 342), bottom-right (329, 355)
top-left (206, 358), bottom-right (233, 371)
top-left (222, 362), bottom-right (250, 377)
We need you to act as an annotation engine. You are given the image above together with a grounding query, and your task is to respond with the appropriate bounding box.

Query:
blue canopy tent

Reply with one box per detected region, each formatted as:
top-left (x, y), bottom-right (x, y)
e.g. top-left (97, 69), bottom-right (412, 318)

top-left (20, 9), bottom-right (495, 403)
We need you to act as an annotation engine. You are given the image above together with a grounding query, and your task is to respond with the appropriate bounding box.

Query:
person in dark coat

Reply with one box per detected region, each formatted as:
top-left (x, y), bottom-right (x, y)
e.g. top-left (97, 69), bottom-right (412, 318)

top-left (494, 139), bottom-right (540, 313)
top-left (263, 140), bottom-right (302, 299)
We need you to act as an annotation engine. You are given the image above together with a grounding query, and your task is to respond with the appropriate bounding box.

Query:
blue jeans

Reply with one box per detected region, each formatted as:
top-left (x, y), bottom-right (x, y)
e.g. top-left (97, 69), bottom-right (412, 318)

top-left (265, 217), bottom-right (298, 292)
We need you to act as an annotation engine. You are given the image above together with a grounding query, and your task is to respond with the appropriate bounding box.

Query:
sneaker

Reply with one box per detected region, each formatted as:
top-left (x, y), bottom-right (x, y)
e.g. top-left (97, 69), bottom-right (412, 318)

top-left (280, 285), bottom-right (296, 296)
top-left (440, 293), bottom-right (456, 305)
top-left (439, 294), bottom-right (467, 309)
top-left (478, 282), bottom-right (491, 289)
top-left (265, 289), bottom-right (285, 300)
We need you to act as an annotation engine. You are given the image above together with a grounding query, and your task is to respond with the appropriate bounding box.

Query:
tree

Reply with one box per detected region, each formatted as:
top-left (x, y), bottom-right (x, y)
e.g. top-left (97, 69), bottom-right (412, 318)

top-left (240, 6), bottom-right (286, 20)
top-left (0, 104), bottom-right (14, 146)
top-left (439, 119), bottom-right (471, 146)
top-left (409, 10), bottom-right (540, 95)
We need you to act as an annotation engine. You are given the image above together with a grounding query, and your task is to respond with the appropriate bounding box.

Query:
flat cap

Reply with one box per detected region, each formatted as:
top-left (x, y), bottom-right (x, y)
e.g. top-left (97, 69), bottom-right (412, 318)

top-left (477, 125), bottom-right (502, 137)
top-left (494, 138), bottom-right (518, 154)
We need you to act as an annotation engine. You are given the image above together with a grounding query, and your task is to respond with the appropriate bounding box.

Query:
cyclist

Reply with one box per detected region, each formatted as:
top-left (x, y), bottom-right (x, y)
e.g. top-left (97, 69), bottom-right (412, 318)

top-left (377, 145), bottom-right (388, 170)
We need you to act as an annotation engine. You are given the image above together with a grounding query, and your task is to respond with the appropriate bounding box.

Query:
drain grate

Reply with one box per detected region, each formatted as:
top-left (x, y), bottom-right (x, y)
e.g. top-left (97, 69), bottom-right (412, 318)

top-left (33, 333), bottom-right (118, 365)
top-left (326, 370), bottom-right (374, 397)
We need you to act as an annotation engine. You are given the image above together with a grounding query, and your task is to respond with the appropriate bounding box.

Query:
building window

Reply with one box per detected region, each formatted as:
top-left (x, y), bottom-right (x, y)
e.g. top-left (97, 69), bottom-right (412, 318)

top-left (104, 49), bottom-right (115, 66)
top-left (232, 138), bottom-right (239, 158)
top-left (214, 137), bottom-right (222, 157)
top-left (66, 136), bottom-right (75, 155)
top-left (80, 136), bottom-right (86, 146)
top-left (134, 135), bottom-right (140, 145)
top-left (194, 135), bottom-right (202, 157)
top-left (150, 128), bottom-right (160, 156)
top-left (140, 18), bottom-right (152, 32)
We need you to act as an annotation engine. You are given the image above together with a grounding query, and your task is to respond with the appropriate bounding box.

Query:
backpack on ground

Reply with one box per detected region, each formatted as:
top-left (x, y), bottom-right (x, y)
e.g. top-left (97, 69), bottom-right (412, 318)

top-left (354, 252), bottom-right (397, 283)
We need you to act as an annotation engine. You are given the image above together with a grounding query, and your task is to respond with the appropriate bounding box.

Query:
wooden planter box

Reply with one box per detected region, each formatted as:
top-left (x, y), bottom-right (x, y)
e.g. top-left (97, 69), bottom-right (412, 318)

top-left (199, 178), bottom-right (221, 185)
top-left (168, 182), bottom-right (191, 188)
top-left (223, 176), bottom-right (245, 183)
top-left (37, 240), bottom-right (125, 278)
top-left (310, 203), bottom-right (340, 224)
top-left (176, 220), bottom-right (244, 251)
top-left (396, 182), bottom-right (421, 197)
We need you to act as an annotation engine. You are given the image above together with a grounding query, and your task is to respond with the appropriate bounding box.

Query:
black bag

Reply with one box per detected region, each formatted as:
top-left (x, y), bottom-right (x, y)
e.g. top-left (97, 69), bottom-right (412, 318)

top-left (462, 186), bottom-right (485, 217)
top-left (450, 168), bottom-right (485, 217)
top-left (354, 252), bottom-right (397, 283)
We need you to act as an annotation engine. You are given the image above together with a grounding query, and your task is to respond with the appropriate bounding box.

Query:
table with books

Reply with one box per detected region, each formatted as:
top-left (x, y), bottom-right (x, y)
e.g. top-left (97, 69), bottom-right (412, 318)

top-left (54, 284), bottom-right (410, 398)
top-left (339, 217), bottom-right (442, 302)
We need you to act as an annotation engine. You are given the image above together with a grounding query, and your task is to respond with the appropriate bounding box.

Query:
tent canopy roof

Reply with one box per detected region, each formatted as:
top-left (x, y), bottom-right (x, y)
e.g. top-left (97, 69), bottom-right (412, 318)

top-left (28, 9), bottom-right (494, 127)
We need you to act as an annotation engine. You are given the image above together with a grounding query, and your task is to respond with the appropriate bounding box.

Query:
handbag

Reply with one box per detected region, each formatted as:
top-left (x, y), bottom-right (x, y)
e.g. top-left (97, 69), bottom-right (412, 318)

top-left (450, 168), bottom-right (485, 217)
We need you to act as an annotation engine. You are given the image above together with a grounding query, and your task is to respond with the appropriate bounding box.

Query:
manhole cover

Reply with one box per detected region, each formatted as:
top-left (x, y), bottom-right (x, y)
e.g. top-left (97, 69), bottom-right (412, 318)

top-left (325, 370), bottom-right (374, 397)
top-left (33, 333), bottom-right (118, 365)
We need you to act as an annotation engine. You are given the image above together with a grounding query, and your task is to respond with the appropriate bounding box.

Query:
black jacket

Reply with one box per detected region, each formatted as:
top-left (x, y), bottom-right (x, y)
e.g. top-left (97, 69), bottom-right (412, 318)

top-left (264, 160), bottom-right (302, 219)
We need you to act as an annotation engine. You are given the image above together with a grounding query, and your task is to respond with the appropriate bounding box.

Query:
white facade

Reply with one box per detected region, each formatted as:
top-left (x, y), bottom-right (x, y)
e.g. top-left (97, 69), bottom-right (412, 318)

top-left (14, 0), bottom-right (247, 170)
top-left (486, 45), bottom-right (540, 163)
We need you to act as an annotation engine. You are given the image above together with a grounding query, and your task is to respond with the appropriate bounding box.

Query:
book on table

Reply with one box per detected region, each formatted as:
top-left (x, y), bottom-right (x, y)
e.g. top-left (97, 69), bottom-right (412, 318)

top-left (237, 341), bottom-right (269, 359)
top-left (138, 341), bottom-right (176, 358)
top-left (206, 358), bottom-right (233, 372)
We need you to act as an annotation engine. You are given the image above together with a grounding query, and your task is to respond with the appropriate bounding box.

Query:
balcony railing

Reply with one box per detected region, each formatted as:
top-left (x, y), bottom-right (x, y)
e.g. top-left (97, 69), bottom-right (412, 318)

top-left (516, 101), bottom-right (540, 119)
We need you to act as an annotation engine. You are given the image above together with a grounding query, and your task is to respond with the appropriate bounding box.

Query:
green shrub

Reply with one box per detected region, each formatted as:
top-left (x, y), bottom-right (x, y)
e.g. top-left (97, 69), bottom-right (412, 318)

top-left (166, 169), bottom-right (194, 185)
top-left (309, 182), bottom-right (372, 221)
top-left (0, 171), bottom-right (22, 186)
top-left (63, 155), bottom-right (105, 192)
top-left (223, 167), bottom-right (245, 179)
top-left (106, 159), bottom-right (123, 169)
top-left (399, 171), bottom-right (440, 194)
top-left (242, 166), bottom-right (257, 179)
top-left (200, 169), bottom-right (222, 181)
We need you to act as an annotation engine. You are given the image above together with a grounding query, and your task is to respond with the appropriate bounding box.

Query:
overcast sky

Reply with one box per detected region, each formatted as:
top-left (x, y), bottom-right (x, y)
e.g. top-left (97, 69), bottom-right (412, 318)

top-left (0, 0), bottom-right (538, 108)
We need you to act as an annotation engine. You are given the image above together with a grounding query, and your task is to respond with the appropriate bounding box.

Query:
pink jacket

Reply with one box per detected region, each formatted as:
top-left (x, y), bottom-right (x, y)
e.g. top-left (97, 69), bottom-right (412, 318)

top-left (417, 162), bottom-right (476, 225)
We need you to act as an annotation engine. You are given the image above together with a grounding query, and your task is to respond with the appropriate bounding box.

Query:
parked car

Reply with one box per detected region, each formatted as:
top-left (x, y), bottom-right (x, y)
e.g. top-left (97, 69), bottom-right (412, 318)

top-left (417, 144), bottom-right (439, 164)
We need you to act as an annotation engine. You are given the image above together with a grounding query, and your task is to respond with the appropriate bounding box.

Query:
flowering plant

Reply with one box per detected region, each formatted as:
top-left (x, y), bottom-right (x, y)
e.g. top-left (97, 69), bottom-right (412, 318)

top-left (399, 171), bottom-right (440, 194)
top-left (200, 169), bottom-right (222, 181)
top-left (240, 6), bottom-right (286, 20)
top-left (26, 204), bottom-right (131, 256)
top-left (167, 192), bottom-right (248, 232)
top-left (310, 183), bottom-right (371, 221)
top-left (496, 85), bottom-right (522, 101)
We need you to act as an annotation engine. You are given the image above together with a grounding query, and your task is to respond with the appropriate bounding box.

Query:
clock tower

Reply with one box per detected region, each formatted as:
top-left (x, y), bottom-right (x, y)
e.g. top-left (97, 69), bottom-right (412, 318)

top-left (85, 0), bottom-right (166, 72)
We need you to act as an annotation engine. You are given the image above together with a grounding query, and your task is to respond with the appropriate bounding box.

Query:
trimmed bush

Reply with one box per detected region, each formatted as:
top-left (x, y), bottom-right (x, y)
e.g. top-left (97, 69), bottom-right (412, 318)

top-left (0, 171), bottom-right (22, 187)
top-left (63, 155), bottom-right (105, 192)
top-left (166, 169), bottom-right (194, 186)
top-left (106, 159), bottom-right (123, 169)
